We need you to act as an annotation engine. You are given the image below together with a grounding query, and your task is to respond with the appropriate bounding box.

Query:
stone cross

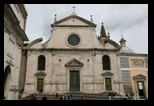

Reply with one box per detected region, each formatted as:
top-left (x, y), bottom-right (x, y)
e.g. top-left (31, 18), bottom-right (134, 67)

top-left (72, 6), bottom-right (76, 11)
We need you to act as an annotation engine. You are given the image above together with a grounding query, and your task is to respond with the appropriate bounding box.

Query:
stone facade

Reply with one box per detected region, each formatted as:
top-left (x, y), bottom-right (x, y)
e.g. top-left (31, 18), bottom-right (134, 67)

top-left (120, 51), bottom-right (148, 99)
top-left (4, 4), bottom-right (28, 100)
top-left (119, 37), bottom-right (148, 99)
top-left (23, 11), bottom-right (124, 97)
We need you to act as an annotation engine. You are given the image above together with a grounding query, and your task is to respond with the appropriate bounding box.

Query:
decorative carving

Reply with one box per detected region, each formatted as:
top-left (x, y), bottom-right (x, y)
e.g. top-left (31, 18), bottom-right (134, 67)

top-left (131, 59), bottom-right (144, 67)
top-left (102, 71), bottom-right (113, 76)
top-left (34, 72), bottom-right (46, 76)
top-left (133, 74), bottom-right (146, 80)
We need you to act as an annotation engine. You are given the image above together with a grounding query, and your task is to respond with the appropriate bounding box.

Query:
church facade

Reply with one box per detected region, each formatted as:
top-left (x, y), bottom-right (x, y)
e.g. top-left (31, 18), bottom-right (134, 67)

top-left (22, 11), bottom-right (124, 96)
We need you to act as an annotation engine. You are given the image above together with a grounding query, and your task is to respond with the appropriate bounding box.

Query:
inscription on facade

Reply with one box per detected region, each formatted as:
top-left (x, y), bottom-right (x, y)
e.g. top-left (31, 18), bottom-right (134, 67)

top-left (130, 59), bottom-right (144, 67)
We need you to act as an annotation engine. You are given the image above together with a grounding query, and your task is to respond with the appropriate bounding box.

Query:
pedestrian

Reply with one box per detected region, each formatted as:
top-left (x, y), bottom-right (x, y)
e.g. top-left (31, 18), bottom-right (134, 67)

top-left (81, 95), bottom-right (84, 100)
top-left (19, 89), bottom-right (22, 99)
top-left (67, 95), bottom-right (70, 100)
top-left (56, 92), bottom-right (58, 98)
top-left (31, 93), bottom-right (37, 100)
top-left (114, 92), bottom-right (117, 98)
top-left (62, 95), bottom-right (65, 100)
top-left (69, 95), bottom-right (72, 100)
top-left (123, 97), bottom-right (127, 100)
top-left (42, 97), bottom-right (47, 100)
top-left (65, 95), bottom-right (68, 100)
top-left (30, 94), bottom-right (34, 100)
top-left (112, 91), bottom-right (115, 97)
top-left (108, 92), bottom-right (111, 100)
top-left (60, 95), bottom-right (63, 100)
top-left (126, 93), bottom-right (129, 98)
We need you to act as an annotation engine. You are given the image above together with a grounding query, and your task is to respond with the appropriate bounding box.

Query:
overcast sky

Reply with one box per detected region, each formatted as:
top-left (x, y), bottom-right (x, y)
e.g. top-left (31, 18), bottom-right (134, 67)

top-left (24, 4), bottom-right (148, 54)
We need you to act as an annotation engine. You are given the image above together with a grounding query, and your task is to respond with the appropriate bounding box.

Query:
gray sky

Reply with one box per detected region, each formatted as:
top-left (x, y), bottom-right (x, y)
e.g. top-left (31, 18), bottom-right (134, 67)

top-left (24, 4), bottom-right (148, 54)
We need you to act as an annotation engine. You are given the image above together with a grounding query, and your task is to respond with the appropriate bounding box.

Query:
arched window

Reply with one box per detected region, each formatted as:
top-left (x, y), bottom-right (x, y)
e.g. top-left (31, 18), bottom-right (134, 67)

top-left (102, 55), bottom-right (110, 70)
top-left (38, 55), bottom-right (45, 70)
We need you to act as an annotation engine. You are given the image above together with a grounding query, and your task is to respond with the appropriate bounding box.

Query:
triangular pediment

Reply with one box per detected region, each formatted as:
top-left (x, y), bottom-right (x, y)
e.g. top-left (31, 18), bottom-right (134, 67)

top-left (51, 15), bottom-right (96, 27)
top-left (102, 71), bottom-right (113, 76)
top-left (133, 74), bottom-right (146, 80)
top-left (65, 58), bottom-right (84, 67)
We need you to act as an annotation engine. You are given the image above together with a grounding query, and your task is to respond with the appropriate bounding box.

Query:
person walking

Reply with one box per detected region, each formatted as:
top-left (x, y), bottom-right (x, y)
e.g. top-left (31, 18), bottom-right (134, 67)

top-left (65, 95), bottom-right (68, 100)
top-left (60, 95), bottom-right (64, 100)
top-left (126, 93), bottom-right (129, 98)
top-left (42, 97), bottom-right (47, 100)
top-left (81, 95), bottom-right (84, 100)
top-left (108, 92), bottom-right (111, 100)
top-left (69, 95), bottom-right (72, 100)
top-left (56, 92), bottom-right (58, 98)
top-left (62, 95), bottom-right (64, 100)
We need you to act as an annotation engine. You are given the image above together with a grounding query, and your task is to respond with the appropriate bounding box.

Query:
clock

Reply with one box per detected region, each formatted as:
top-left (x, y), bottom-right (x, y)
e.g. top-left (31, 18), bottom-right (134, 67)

top-left (67, 34), bottom-right (80, 46)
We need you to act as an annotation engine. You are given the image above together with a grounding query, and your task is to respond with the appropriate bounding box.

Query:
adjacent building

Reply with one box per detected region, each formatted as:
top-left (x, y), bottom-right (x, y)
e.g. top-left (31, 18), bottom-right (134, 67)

top-left (4, 4), bottom-right (29, 100)
top-left (119, 37), bottom-right (148, 99)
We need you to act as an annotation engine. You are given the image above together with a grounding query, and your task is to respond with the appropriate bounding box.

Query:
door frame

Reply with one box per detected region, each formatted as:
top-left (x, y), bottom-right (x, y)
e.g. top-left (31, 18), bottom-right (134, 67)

top-left (102, 71), bottom-right (113, 92)
top-left (137, 81), bottom-right (146, 98)
top-left (69, 70), bottom-right (80, 91)
top-left (66, 67), bottom-right (82, 92)
top-left (133, 74), bottom-right (147, 99)
top-left (105, 78), bottom-right (112, 91)
top-left (34, 72), bottom-right (46, 92)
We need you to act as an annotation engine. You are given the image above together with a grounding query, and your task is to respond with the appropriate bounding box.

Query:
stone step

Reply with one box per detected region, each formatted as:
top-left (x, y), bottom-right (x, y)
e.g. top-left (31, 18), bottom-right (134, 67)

top-left (22, 96), bottom-right (109, 100)
top-left (21, 92), bottom-right (123, 100)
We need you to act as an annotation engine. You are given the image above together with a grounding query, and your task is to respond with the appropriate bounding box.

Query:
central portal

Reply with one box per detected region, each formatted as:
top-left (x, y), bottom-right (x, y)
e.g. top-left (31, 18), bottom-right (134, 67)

top-left (69, 70), bottom-right (80, 91)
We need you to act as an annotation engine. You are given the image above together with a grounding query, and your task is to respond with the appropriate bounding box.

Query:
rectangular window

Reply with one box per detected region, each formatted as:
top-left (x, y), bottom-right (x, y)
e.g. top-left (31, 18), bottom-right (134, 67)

top-left (105, 78), bottom-right (112, 91)
top-left (7, 37), bottom-right (15, 58)
top-left (37, 78), bottom-right (43, 92)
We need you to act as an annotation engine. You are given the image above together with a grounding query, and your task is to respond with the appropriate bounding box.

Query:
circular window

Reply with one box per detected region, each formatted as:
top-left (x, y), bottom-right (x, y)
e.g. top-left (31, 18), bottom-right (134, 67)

top-left (67, 34), bottom-right (80, 46)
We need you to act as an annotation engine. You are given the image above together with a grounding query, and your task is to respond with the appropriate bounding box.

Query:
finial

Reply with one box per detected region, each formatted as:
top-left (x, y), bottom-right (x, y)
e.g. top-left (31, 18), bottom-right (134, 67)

top-left (71, 6), bottom-right (77, 16)
top-left (119, 33), bottom-right (126, 47)
top-left (121, 33), bottom-right (125, 40)
top-left (108, 32), bottom-right (110, 38)
top-left (54, 14), bottom-right (57, 22)
top-left (121, 33), bottom-right (123, 38)
top-left (90, 15), bottom-right (93, 22)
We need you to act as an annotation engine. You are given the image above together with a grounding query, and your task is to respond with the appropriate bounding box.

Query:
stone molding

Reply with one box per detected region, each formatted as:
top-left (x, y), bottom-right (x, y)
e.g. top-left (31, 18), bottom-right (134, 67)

top-left (34, 71), bottom-right (47, 77)
top-left (133, 74), bottom-right (146, 80)
top-left (65, 58), bottom-right (84, 67)
top-left (102, 71), bottom-right (113, 76)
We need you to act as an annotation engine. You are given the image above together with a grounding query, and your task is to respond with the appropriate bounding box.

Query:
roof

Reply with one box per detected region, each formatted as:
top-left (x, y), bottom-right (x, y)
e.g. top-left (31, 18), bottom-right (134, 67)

top-left (51, 13), bottom-right (96, 27)
top-left (120, 46), bottom-right (135, 54)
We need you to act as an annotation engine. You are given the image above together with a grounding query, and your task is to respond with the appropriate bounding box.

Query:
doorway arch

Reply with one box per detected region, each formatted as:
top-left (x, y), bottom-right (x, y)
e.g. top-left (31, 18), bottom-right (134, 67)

top-left (4, 65), bottom-right (11, 99)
